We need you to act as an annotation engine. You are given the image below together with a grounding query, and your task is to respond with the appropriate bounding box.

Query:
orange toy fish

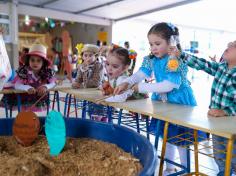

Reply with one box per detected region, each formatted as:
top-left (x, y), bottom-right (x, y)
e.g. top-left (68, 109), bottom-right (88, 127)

top-left (102, 81), bottom-right (114, 95)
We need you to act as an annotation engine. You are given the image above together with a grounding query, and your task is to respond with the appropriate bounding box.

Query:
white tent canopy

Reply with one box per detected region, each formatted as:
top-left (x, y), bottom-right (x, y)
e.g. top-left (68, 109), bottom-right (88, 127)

top-left (16, 0), bottom-right (199, 25)
top-left (135, 0), bottom-right (236, 32)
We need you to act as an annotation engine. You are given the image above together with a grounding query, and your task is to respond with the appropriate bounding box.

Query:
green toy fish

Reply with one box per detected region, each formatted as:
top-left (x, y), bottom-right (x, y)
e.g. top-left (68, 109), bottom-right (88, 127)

top-left (45, 110), bottom-right (66, 156)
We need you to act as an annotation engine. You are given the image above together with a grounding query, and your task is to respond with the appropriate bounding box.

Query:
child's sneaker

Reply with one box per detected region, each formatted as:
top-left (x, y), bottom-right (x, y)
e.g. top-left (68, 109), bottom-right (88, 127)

top-left (91, 115), bottom-right (108, 122)
top-left (91, 115), bottom-right (103, 121)
top-left (101, 117), bottom-right (108, 122)
top-left (163, 168), bottom-right (177, 176)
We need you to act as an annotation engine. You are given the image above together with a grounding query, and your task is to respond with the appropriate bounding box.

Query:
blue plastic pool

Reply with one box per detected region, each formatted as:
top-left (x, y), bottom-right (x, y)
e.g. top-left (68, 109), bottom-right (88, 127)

top-left (0, 118), bottom-right (157, 176)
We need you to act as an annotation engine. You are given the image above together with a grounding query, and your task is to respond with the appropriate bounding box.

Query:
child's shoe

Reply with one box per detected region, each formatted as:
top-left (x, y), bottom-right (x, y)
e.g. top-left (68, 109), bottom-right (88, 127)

top-left (163, 168), bottom-right (177, 176)
top-left (101, 117), bottom-right (108, 122)
top-left (91, 115), bottom-right (103, 121)
top-left (91, 115), bottom-right (108, 122)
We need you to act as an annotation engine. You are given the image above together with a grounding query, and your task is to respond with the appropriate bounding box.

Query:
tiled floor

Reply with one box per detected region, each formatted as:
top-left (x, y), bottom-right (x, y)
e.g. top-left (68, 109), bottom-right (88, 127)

top-left (0, 77), bottom-right (233, 176)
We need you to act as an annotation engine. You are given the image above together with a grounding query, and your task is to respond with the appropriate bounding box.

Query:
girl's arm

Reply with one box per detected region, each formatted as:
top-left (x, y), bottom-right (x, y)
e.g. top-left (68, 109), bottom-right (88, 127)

top-left (114, 56), bottom-right (152, 94)
top-left (105, 89), bottom-right (133, 103)
top-left (14, 80), bottom-right (37, 94)
top-left (113, 70), bottom-right (148, 95)
top-left (124, 70), bottom-right (149, 87)
top-left (137, 80), bottom-right (179, 93)
top-left (180, 52), bottom-right (219, 76)
top-left (43, 82), bottom-right (56, 90)
top-left (14, 80), bottom-right (33, 91)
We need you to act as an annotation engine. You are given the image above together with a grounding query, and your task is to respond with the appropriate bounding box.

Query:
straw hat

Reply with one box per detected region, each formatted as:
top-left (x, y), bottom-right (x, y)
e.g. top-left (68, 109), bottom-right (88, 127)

top-left (21, 44), bottom-right (51, 66)
top-left (81, 44), bottom-right (99, 54)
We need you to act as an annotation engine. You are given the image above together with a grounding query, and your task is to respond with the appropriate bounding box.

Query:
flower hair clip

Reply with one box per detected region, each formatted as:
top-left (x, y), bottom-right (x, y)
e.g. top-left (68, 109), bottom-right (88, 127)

top-left (106, 44), bottom-right (119, 53)
top-left (112, 44), bottom-right (120, 49)
top-left (169, 35), bottom-right (180, 46)
top-left (167, 23), bottom-right (176, 32)
top-left (129, 49), bottom-right (137, 60)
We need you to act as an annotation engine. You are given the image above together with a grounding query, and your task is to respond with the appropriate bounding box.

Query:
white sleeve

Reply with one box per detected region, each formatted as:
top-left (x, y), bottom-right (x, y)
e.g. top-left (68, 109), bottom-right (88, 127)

top-left (44, 82), bottom-right (56, 90)
top-left (105, 89), bottom-right (134, 102)
top-left (124, 70), bottom-right (149, 86)
top-left (14, 82), bottom-right (33, 91)
top-left (116, 75), bottom-right (129, 86)
top-left (138, 80), bottom-right (179, 93)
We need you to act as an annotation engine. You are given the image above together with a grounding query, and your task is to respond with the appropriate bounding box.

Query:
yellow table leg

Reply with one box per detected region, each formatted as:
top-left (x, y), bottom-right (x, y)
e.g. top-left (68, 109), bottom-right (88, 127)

top-left (225, 138), bottom-right (234, 176)
top-left (159, 122), bottom-right (169, 176)
top-left (193, 130), bottom-right (199, 176)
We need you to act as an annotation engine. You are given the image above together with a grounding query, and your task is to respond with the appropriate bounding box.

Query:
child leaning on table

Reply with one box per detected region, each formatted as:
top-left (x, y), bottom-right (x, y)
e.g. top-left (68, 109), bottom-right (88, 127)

top-left (1, 44), bottom-right (56, 112)
top-left (72, 44), bottom-right (104, 89)
top-left (71, 44), bottom-right (105, 121)
top-left (175, 40), bottom-right (236, 176)
top-left (90, 45), bottom-right (147, 122)
top-left (114, 22), bottom-right (207, 175)
top-left (102, 45), bottom-right (147, 102)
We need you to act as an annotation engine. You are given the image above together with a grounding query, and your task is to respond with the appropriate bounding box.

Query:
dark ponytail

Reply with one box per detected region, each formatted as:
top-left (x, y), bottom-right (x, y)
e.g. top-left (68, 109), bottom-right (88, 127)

top-left (109, 46), bottom-right (131, 66)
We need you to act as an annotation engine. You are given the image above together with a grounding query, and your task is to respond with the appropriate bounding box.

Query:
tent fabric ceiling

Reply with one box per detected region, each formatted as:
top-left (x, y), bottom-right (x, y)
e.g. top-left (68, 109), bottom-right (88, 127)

top-left (135, 0), bottom-right (236, 32)
top-left (18, 0), bottom-right (200, 21)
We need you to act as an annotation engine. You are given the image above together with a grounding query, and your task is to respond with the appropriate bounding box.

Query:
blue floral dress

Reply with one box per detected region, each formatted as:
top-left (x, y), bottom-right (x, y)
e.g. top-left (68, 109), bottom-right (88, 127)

top-left (140, 54), bottom-right (206, 145)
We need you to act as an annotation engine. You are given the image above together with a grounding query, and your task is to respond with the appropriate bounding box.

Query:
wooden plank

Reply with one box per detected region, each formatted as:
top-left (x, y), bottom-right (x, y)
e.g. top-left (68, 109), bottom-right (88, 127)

top-left (61, 88), bottom-right (236, 139)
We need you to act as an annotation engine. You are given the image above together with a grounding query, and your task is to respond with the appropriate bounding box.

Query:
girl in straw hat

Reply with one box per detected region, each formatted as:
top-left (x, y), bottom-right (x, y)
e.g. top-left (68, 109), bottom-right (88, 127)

top-left (12, 44), bottom-right (56, 111)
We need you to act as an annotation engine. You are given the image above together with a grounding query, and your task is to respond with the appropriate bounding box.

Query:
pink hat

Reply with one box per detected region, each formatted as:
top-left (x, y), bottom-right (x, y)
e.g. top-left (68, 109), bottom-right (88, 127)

top-left (21, 44), bottom-right (52, 66)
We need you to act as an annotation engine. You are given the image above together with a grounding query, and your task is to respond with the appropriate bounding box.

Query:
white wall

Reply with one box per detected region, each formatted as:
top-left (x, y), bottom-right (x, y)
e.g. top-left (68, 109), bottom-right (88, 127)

top-left (112, 19), bottom-right (236, 76)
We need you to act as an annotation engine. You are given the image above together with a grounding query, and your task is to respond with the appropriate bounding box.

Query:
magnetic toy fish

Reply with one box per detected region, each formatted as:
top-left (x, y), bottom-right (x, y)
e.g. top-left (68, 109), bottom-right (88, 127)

top-left (45, 110), bottom-right (66, 156)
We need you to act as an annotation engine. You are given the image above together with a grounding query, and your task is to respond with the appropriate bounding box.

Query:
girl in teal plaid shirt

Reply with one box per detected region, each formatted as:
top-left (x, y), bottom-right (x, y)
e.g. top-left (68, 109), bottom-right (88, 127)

top-left (173, 41), bottom-right (236, 176)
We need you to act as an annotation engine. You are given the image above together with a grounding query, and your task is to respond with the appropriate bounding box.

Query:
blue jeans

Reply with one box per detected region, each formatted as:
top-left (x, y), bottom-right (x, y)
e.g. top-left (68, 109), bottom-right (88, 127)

top-left (212, 135), bottom-right (236, 175)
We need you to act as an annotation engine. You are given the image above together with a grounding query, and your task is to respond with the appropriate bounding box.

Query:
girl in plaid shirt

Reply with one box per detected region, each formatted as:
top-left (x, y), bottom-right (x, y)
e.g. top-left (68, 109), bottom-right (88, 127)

top-left (72, 44), bottom-right (104, 88)
top-left (175, 41), bottom-right (236, 176)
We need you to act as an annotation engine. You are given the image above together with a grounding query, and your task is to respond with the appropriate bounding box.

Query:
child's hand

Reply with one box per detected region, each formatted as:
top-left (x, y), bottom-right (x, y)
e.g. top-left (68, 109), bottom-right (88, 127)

top-left (37, 86), bottom-right (47, 96)
top-left (102, 81), bottom-right (114, 95)
top-left (98, 85), bottom-right (106, 96)
top-left (209, 55), bottom-right (217, 62)
top-left (113, 82), bottom-right (129, 95)
top-left (168, 46), bottom-right (180, 57)
top-left (101, 89), bottom-right (106, 96)
top-left (72, 82), bottom-right (80, 89)
top-left (208, 109), bottom-right (227, 117)
top-left (28, 88), bottom-right (36, 94)
top-left (56, 79), bottom-right (63, 85)
top-left (131, 84), bottom-right (139, 93)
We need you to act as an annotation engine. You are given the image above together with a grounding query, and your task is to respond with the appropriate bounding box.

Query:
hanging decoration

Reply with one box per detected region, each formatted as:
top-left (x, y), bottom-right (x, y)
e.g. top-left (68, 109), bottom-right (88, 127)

top-left (75, 43), bottom-right (84, 64)
top-left (49, 19), bottom-right (55, 28)
top-left (25, 15), bottom-right (30, 26)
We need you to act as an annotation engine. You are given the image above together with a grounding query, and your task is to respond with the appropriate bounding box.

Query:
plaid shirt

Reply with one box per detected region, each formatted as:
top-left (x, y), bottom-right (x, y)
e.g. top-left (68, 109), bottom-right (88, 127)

top-left (180, 53), bottom-right (236, 115)
top-left (75, 61), bottom-right (104, 88)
